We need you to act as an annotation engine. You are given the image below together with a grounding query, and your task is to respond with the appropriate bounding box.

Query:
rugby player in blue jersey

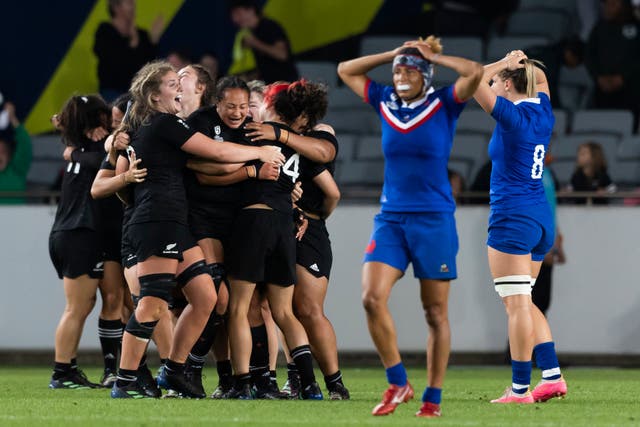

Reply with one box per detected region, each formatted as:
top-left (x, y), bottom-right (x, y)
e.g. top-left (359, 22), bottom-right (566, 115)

top-left (473, 50), bottom-right (567, 404)
top-left (338, 36), bottom-right (483, 418)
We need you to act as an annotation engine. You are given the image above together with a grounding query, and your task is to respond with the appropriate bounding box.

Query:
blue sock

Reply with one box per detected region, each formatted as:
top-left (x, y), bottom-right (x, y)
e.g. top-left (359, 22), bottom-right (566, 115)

top-left (511, 360), bottom-right (532, 395)
top-left (422, 387), bottom-right (442, 404)
top-left (385, 362), bottom-right (407, 386)
top-left (534, 341), bottom-right (561, 380)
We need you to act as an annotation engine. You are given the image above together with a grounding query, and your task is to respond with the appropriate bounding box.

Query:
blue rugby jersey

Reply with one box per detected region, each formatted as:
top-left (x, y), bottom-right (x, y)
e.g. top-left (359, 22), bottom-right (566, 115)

top-left (365, 79), bottom-right (466, 213)
top-left (488, 92), bottom-right (554, 210)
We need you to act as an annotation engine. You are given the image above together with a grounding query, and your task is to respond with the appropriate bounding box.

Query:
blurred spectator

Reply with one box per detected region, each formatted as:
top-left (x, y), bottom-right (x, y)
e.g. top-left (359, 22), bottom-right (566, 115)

top-left (585, 0), bottom-right (640, 127)
top-left (199, 51), bottom-right (220, 84)
top-left (526, 37), bottom-right (585, 108)
top-left (448, 168), bottom-right (466, 204)
top-left (228, 0), bottom-right (298, 83)
top-left (93, 0), bottom-right (163, 102)
top-left (434, 0), bottom-right (519, 37)
top-left (567, 141), bottom-right (617, 204)
top-left (166, 47), bottom-right (192, 70)
top-left (0, 99), bottom-right (32, 204)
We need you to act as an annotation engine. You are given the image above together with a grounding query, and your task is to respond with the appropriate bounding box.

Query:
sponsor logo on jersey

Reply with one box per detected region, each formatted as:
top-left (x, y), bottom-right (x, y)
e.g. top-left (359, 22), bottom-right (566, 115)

top-left (214, 125), bottom-right (223, 141)
top-left (177, 118), bottom-right (190, 129)
top-left (440, 264), bottom-right (449, 273)
top-left (365, 240), bottom-right (376, 255)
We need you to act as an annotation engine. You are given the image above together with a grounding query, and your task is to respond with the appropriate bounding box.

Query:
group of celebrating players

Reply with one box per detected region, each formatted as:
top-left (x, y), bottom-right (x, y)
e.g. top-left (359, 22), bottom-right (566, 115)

top-left (47, 33), bottom-right (567, 418)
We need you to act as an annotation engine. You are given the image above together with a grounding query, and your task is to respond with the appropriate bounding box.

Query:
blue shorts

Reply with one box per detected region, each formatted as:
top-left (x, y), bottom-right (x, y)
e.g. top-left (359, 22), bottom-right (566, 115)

top-left (487, 205), bottom-right (554, 262)
top-left (363, 211), bottom-right (458, 280)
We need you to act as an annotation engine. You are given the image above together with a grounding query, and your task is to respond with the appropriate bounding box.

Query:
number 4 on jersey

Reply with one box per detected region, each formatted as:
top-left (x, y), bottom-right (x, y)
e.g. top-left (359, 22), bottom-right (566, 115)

top-left (282, 153), bottom-right (300, 182)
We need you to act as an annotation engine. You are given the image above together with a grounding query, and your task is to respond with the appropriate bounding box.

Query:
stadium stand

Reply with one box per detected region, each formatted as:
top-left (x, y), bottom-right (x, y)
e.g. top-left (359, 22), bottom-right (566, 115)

top-left (571, 110), bottom-right (634, 138)
top-left (27, 134), bottom-right (64, 190)
top-left (296, 60), bottom-right (339, 88)
top-left (504, 10), bottom-right (572, 42)
top-left (486, 36), bottom-right (549, 62)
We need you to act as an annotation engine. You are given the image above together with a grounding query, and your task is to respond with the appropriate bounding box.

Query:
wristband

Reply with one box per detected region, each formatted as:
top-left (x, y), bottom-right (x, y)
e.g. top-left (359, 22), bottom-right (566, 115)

top-left (271, 124), bottom-right (281, 143)
top-left (284, 130), bottom-right (290, 145)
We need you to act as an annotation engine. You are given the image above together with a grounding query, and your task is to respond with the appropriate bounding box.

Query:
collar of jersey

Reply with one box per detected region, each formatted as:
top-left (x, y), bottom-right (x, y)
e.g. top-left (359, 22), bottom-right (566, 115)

top-left (400, 86), bottom-right (435, 109)
top-left (513, 97), bottom-right (540, 105)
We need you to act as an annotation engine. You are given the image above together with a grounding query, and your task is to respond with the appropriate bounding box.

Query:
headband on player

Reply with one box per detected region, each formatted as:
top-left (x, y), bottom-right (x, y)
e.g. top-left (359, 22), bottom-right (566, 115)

top-left (393, 54), bottom-right (434, 89)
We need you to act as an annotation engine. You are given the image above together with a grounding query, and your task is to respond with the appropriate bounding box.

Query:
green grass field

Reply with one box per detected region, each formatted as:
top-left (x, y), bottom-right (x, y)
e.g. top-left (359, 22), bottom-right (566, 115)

top-left (1, 366), bottom-right (638, 426)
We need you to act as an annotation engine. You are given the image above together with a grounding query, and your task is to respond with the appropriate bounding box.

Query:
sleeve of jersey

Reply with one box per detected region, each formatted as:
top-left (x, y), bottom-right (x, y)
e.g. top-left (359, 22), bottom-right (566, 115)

top-left (100, 154), bottom-right (115, 171)
top-left (157, 114), bottom-right (197, 148)
top-left (301, 156), bottom-right (327, 179)
top-left (306, 130), bottom-right (338, 159)
top-left (186, 111), bottom-right (210, 135)
top-left (364, 79), bottom-right (384, 113)
top-left (491, 96), bottom-right (522, 131)
top-left (441, 85), bottom-right (466, 118)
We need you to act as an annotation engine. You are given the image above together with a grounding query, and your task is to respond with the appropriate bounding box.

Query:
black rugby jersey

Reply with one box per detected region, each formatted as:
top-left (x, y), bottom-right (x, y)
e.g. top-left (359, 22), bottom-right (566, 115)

top-left (295, 130), bottom-right (339, 217)
top-left (128, 113), bottom-right (196, 225)
top-left (184, 106), bottom-right (251, 207)
top-left (240, 122), bottom-right (298, 214)
top-left (51, 139), bottom-right (106, 232)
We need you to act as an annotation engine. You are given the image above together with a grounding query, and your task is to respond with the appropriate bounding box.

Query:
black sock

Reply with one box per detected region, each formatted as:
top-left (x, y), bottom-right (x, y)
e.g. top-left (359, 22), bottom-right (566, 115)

top-left (70, 358), bottom-right (78, 372)
top-left (234, 373), bottom-right (251, 389)
top-left (99, 318), bottom-right (123, 371)
top-left (291, 345), bottom-right (315, 388)
top-left (138, 354), bottom-right (147, 370)
top-left (165, 359), bottom-right (185, 375)
top-left (116, 368), bottom-right (137, 387)
top-left (189, 311), bottom-right (217, 361)
top-left (160, 358), bottom-right (168, 367)
top-left (53, 362), bottom-right (71, 379)
top-left (287, 362), bottom-right (298, 380)
top-left (324, 370), bottom-right (343, 391)
top-left (270, 370), bottom-right (278, 385)
top-left (217, 359), bottom-right (232, 384)
top-left (249, 324), bottom-right (269, 382)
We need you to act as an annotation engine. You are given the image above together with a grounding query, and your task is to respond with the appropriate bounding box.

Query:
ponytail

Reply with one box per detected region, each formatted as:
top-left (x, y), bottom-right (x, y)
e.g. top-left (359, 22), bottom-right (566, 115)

top-left (498, 59), bottom-right (545, 98)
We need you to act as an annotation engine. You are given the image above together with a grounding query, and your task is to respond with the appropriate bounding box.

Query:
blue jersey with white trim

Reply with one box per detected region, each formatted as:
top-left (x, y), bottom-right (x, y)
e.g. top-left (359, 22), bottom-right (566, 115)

top-left (366, 79), bottom-right (466, 213)
top-left (488, 92), bottom-right (554, 210)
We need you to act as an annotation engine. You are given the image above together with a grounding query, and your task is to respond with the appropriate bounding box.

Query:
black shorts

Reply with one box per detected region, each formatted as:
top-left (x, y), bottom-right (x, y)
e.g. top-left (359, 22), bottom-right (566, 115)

top-left (120, 225), bottom-right (137, 269)
top-left (101, 225), bottom-right (122, 263)
top-left (296, 218), bottom-right (332, 279)
top-left (227, 209), bottom-right (296, 286)
top-left (188, 202), bottom-right (236, 245)
top-left (127, 222), bottom-right (197, 263)
top-left (49, 229), bottom-right (104, 280)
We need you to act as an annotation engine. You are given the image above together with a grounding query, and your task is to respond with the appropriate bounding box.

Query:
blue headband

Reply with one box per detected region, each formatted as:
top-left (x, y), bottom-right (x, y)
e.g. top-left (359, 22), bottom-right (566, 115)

top-left (392, 54), bottom-right (434, 88)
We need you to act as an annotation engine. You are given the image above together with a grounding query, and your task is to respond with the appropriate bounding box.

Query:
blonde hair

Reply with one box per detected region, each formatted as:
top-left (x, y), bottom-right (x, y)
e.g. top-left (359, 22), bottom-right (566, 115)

top-left (421, 35), bottom-right (443, 54)
top-left (119, 60), bottom-right (175, 133)
top-left (498, 59), bottom-right (545, 98)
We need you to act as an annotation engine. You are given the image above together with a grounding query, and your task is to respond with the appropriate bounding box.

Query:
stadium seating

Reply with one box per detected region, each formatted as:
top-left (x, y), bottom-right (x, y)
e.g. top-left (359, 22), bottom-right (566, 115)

top-left (296, 61), bottom-right (338, 88)
top-left (450, 134), bottom-right (489, 182)
top-left (456, 110), bottom-right (495, 137)
top-left (613, 136), bottom-right (640, 185)
top-left (486, 36), bottom-right (549, 62)
top-left (518, 0), bottom-right (577, 15)
top-left (505, 10), bottom-right (571, 41)
top-left (434, 37), bottom-right (484, 85)
top-left (554, 109), bottom-right (568, 136)
top-left (571, 110), bottom-right (634, 138)
top-left (356, 135), bottom-right (384, 160)
top-left (360, 35), bottom-right (414, 57)
top-left (27, 134), bottom-right (65, 189)
top-left (335, 133), bottom-right (357, 163)
top-left (325, 109), bottom-right (379, 134)
top-left (558, 65), bottom-right (593, 111)
top-left (328, 86), bottom-right (367, 110)
top-left (335, 158), bottom-right (385, 186)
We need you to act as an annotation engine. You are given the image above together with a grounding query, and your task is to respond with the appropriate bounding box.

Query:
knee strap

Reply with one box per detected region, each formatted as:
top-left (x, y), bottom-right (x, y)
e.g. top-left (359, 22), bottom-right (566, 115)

top-left (125, 314), bottom-right (158, 342)
top-left (139, 273), bottom-right (176, 302)
top-left (494, 275), bottom-right (532, 297)
top-left (176, 260), bottom-right (209, 288)
top-left (208, 263), bottom-right (229, 293)
top-left (131, 294), bottom-right (140, 308)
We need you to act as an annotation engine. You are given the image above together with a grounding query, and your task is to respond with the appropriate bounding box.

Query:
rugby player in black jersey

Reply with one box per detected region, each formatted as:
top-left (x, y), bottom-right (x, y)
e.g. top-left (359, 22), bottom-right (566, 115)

top-left (49, 95), bottom-right (113, 390)
top-left (109, 61), bottom-right (284, 398)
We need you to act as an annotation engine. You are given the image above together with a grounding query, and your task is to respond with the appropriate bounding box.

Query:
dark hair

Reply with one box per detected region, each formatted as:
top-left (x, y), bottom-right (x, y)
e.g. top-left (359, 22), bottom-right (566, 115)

top-left (58, 95), bottom-right (111, 147)
top-left (111, 92), bottom-right (132, 115)
top-left (267, 80), bottom-right (328, 130)
top-left (167, 48), bottom-right (193, 64)
top-left (215, 76), bottom-right (250, 103)
top-left (579, 141), bottom-right (608, 173)
top-left (498, 59), bottom-right (545, 97)
top-left (228, 0), bottom-right (260, 13)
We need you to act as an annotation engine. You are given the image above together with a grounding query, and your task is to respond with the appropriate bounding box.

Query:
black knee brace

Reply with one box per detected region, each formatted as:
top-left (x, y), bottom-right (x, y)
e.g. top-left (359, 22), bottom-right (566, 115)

top-left (139, 273), bottom-right (176, 302)
top-left (208, 263), bottom-right (230, 293)
top-left (131, 294), bottom-right (140, 308)
top-left (125, 314), bottom-right (158, 341)
top-left (176, 260), bottom-right (209, 288)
